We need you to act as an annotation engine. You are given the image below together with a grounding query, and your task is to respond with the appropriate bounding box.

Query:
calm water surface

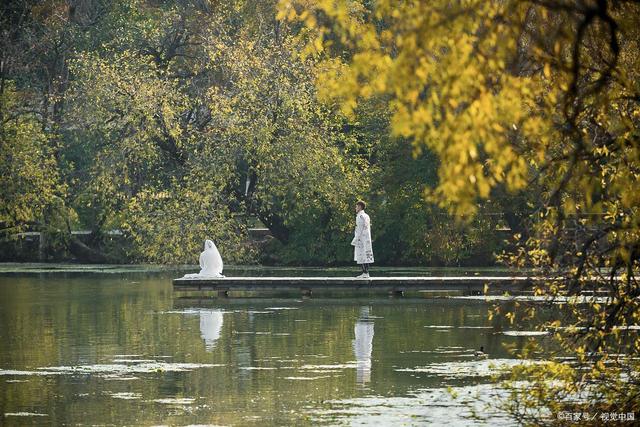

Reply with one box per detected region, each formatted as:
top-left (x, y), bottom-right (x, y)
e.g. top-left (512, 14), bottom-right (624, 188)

top-left (0, 267), bottom-right (551, 426)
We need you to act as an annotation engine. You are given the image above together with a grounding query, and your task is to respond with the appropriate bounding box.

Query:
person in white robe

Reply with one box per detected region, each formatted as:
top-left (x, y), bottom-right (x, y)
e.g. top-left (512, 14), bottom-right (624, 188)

top-left (183, 239), bottom-right (225, 278)
top-left (351, 200), bottom-right (374, 278)
top-left (353, 306), bottom-right (374, 385)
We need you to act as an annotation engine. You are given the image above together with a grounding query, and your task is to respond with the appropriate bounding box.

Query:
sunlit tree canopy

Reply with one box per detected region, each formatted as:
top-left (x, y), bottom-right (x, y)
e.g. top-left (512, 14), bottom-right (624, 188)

top-left (279, 0), bottom-right (640, 421)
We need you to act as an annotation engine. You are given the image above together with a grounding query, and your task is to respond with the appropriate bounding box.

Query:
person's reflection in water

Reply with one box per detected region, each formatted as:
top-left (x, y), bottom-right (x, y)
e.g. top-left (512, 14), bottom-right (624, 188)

top-left (199, 310), bottom-right (224, 351)
top-left (353, 306), bottom-right (374, 386)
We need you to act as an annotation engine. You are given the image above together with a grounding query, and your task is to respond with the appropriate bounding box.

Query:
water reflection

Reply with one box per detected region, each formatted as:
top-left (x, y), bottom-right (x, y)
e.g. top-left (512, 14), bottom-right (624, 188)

top-left (199, 310), bottom-right (224, 351)
top-left (353, 306), bottom-right (374, 385)
top-left (0, 274), bottom-right (548, 426)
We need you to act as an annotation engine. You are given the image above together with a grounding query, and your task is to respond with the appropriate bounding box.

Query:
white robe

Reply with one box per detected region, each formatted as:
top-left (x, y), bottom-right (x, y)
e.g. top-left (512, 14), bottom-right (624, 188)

top-left (183, 239), bottom-right (224, 278)
top-left (351, 210), bottom-right (374, 264)
top-left (199, 239), bottom-right (224, 277)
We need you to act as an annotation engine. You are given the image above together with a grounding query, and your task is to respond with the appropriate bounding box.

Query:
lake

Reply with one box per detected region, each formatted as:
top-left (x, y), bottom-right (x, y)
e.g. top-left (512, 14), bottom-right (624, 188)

top-left (0, 266), bottom-right (553, 426)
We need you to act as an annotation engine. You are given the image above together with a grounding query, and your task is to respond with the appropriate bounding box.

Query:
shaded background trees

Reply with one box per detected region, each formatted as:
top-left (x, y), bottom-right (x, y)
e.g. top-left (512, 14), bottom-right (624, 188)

top-left (2, 0), bottom-right (507, 265)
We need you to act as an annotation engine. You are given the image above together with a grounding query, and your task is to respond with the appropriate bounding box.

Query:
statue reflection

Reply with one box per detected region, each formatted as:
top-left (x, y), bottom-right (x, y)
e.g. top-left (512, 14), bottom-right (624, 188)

top-left (199, 310), bottom-right (224, 351)
top-left (353, 306), bottom-right (374, 385)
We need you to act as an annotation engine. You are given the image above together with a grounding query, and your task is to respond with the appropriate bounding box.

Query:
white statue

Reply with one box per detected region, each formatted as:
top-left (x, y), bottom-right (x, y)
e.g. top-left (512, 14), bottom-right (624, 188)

top-left (183, 239), bottom-right (225, 278)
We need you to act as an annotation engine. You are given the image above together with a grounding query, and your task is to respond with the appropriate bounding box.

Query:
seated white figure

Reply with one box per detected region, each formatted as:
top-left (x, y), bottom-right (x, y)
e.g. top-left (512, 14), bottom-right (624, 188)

top-left (184, 239), bottom-right (225, 278)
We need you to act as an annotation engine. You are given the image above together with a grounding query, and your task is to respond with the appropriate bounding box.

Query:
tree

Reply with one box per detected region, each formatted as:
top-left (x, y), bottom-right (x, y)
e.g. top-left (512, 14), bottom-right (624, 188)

top-left (1, 1), bottom-right (73, 258)
top-left (0, 84), bottom-right (65, 237)
top-left (2, 0), bottom-right (531, 267)
top-left (63, 0), bottom-right (368, 264)
top-left (202, 4), bottom-right (368, 264)
top-left (279, 0), bottom-right (640, 421)
top-left (363, 96), bottom-right (503, 265)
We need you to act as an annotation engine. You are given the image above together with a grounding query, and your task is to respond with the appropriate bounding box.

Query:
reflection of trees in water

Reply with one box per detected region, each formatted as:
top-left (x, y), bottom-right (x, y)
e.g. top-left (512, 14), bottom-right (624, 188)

top-left (353, 307), bottom-right (374, 385)
top-left (199, 310), bottom-right (224, 351)
top-left (1, 280), bottom-right (539, 425)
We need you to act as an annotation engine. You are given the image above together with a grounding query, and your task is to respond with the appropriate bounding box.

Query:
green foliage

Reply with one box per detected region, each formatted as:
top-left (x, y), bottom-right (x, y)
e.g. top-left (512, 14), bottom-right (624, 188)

top-left (57, 0), bottom-right (371, 264)
top-left (369, 128), bottom-right (501, 265)
top-left (201, 15), bottom-right (367, 264)
top-left (123, 178), bottom-right (250, 264)
top-left (3, 0), bottom-right (511, 266)
top-left (67, 50), bottom-right (191, 207)
top-left (0, 83), bottom-right (65, 234)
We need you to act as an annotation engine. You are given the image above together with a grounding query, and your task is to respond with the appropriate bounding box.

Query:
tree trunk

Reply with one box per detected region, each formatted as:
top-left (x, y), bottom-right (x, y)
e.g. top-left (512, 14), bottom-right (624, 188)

top-left (38, 231), bottom-right (47, 261)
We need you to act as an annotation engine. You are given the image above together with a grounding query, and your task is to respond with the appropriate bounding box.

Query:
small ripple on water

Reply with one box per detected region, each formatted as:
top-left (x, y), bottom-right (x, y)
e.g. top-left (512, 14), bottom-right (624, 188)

top-left (394, 359), bottom-right (547, 379)
top-left (1, 362), bottom-right (225, 378)
top-left (239, 367), bottom-right (278, 370)
top-left (45, 362), bottom-right (225, 375)
top-left (155, 309), bottom-right (230, 315)
top-left (404, 349), bottom-right (475, 354)
top-left (458, 326), bottom-right (493, 329)
top-left (424, 325), bottom-right (493, 330)
top-left (153, 397), bottom-right (196, 405)
top-left (234, 331), bottom-right (291, 336)
top-left (299, 363), bottom-right (358, 370)
top-left (237, 310), bottom-right (275, 314)
top-left (183, 424), bottom-right (227, 427)
top-left (398, 350), bottom-right (476, 356)
top-left (109, 392), bottom-right (142, 400)
top-left (0, 369), bottom-right (62, 376)
top-left (102, 375), bottom-right (140, 381)
top-left (282, 376), bottom-right (334, 380)
top-left (4, 412), bottom-right (48, 417)
top-left (501, 331), bottom-right (550, 336)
